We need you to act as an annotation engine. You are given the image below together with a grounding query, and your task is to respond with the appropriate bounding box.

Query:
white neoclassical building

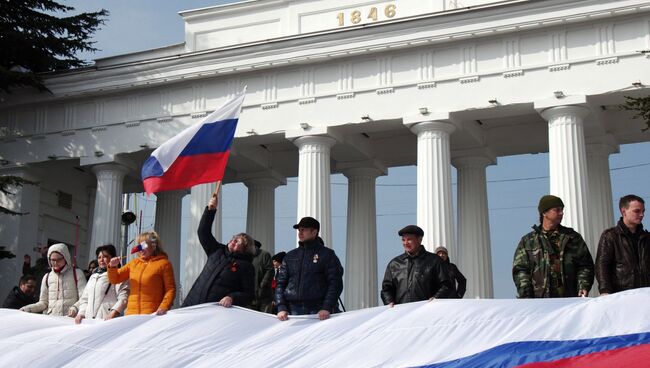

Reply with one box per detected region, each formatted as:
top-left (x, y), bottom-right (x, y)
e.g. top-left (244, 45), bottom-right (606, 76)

top-left (1, 0), bottom-right (649, 309)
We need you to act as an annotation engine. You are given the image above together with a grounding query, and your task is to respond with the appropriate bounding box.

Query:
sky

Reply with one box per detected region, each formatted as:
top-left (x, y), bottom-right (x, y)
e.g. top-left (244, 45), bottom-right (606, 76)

top-left (66, 0), bottom-right (650, 300)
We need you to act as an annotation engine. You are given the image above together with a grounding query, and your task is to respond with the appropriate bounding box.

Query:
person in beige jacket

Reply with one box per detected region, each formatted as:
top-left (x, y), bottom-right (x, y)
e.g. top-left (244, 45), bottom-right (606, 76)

top-left (70, 244), bottom-right (129, 323)
top-left (20, 243), bottom-right (87, 316)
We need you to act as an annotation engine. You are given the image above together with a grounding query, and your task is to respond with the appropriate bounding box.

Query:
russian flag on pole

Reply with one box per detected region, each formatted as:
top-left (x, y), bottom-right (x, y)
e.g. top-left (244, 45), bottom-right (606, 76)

top-left (141, 90), bottom-right (246, 195)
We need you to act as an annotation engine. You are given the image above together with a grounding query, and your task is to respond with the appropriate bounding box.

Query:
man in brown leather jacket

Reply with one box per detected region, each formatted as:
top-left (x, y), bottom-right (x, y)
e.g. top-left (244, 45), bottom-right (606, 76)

top-left (596, 194), bottom-right (650, 295)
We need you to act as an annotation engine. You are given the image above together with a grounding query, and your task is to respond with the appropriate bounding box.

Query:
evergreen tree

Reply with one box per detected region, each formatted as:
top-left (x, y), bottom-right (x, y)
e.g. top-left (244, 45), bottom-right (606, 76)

top-left (621, 96), bottom-right (650, 132)
top-left (0, 0), bottom-right (108, 92)
top-left (0, 176), bottom-right (35, 215)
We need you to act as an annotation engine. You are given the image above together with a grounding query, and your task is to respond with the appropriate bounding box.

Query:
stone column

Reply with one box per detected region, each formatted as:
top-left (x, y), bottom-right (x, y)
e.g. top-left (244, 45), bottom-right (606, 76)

top-left (244, 178), bottom-right (283, 254)
top-left (342, 167), bottom-right (383, 310)
top-left (453, 156), bottom-right (494, 298)
top-left (409, 120), bottom-right (456, 255)
top-left (155, 189), bottom-right (187, 305)
top-left (89, 164), bottom-right (127, 261)
top-left (587, 142), bottom-right (617, 253)
top-left (293, 135), bottom-right (336, 247)
top-left (183, 182), bottom-right (221, 300)
top-left (540, 105), bottom-right (592, 246)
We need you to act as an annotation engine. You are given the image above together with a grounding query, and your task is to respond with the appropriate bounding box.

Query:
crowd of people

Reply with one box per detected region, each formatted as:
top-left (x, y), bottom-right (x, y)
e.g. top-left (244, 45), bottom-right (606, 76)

top-left (4, 192), bottom-right (648, 322)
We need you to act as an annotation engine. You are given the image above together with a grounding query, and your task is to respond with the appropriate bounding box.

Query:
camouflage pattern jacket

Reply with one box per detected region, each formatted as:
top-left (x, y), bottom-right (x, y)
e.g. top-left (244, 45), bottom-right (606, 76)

top-left (512, 224), bottom-right (594, 298)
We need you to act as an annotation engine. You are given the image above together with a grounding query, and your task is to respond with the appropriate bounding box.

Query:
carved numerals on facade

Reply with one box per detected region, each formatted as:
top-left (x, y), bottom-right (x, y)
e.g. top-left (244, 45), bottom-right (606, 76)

top-left (336, 4), bottom-right (396, 27)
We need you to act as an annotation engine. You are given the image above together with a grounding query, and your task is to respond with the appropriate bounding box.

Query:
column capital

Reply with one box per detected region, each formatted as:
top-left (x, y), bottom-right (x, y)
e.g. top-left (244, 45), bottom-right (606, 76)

top-left (243, 176), bottom-right (286, 189)
top-left (341, 166), bottom-right (385, 179)
top-left (586, 142), bottom-right (619, 157)
top-left (240, 169), bottom-right (287, 187)
top-left (403, 111), bottom-right (451, 127)
top-left (586, 135), bottom-right (620, 156)
top-left (292, 135), bottom-right (337, 150)
top-left (338, 160), bottom-right (387, 178)
top-left (155, 189), bottom-right (189, 199)
top-left (452, 155), bottom-right (495, 169)
top-left (534, 94), bottom-right (587, 112)
top-left (90, 163), bottom-right (129, 176)
top-left (409, 120), bottom-right (456, 136)
top-left (452, 148), bottom-right (496, 168)
top-left (534, 95), bottom-right (590, 122)
top-left (539, 104), bottom-right (591, 123)
top-left (285, 126), bottom-right (342, 143)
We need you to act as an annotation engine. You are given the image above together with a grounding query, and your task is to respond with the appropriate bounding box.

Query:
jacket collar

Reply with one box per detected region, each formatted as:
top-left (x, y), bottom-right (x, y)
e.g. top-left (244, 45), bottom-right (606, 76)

top-left (532, 224), bottom-right (571, 235)
top-left (617, 217), bottom-right (645, 235)
top-left (298, 237), bottom-right (321, 248)
top-left (402, 246), bottom-right (427, 259)
top-left (229, 251), bottom-right (253, 262)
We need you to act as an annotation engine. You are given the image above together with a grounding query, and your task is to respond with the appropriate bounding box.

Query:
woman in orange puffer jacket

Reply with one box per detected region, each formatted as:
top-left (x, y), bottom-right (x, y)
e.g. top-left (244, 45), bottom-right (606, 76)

top-left (108, 231), bottom-right (176, 315)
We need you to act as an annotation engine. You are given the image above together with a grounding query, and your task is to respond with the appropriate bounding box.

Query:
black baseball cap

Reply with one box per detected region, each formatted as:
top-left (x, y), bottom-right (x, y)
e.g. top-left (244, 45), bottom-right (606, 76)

top-left (293, 217), bottom-right (320, 230)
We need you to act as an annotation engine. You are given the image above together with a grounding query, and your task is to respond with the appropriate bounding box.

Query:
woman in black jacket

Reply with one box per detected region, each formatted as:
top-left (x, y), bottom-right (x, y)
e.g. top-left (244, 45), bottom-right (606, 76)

top-left (181, 193), bottom-right (256, 309)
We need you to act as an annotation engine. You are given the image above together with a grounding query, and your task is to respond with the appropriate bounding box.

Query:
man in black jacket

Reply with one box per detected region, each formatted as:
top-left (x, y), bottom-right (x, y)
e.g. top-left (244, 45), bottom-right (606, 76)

top-left (181, 194), bottom-right (256, 309)
top-left (596, 194), bottom-right (649, 295)
top-left (275, 217), bottom-right (343, 321)
top-left (381, 225), bottom-right (452, 306)
top-left (3, 275), bottom-right (37, 309)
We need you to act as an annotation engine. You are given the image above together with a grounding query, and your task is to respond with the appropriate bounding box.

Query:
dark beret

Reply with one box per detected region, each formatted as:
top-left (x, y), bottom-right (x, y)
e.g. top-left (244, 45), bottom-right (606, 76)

top-left (398, 225), bottom-right (424, 237)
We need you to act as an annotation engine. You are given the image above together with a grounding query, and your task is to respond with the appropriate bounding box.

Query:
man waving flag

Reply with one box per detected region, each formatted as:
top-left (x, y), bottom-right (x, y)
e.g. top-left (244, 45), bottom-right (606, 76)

top-left (141, 90), bottom-right (246, 194)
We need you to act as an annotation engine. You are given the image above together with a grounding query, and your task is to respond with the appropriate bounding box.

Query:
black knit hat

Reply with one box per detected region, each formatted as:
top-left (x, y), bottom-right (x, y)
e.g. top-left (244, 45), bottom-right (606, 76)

top-left (538, 195), bottom-right (564, 214)
top-left (398, 225), bottom-right (424, 237)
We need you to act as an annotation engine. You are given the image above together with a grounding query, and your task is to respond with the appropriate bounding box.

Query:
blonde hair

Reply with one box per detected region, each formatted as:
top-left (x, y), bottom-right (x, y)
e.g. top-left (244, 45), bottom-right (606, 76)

top-left (136, 230), bottom-right (166, 256)
top-left (234, 233), bottom-right (256, 255)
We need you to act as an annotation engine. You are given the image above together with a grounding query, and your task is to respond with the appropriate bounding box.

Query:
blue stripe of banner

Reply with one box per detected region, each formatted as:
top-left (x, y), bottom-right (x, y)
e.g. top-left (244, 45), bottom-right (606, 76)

top-left (418, 332), bottom-right (650, 368)
top-left (179, 118), bottom-right (238, 156)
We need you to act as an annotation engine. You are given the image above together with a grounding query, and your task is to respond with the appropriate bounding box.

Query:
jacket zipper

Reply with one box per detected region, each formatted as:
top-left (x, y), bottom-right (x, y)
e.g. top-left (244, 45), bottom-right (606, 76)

top-left (298, 246), bottom-right (306, 301)
top-left (139, 260), bottom-right (149, 314)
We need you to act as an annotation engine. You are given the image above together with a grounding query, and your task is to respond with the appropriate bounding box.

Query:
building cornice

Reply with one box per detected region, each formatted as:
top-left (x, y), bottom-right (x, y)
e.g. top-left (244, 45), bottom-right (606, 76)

top-left (2, 0), bottom-right (648, 106)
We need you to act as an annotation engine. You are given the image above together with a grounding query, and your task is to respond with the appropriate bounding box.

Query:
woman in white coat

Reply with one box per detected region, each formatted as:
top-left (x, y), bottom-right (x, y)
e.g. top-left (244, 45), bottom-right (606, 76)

top-left (71, 244), bottom-right (129, 323)
top-left (20, 243), bottom-right (87, 316)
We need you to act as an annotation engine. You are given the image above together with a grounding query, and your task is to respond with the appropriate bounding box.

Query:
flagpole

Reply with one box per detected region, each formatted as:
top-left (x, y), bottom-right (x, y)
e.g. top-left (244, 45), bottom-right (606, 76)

top-left (212, 180), bottom-right (222, 199)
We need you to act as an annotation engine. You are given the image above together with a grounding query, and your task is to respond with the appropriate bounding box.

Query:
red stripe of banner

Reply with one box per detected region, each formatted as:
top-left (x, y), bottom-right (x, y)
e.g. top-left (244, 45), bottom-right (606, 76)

top-left (143, 151), bottom-right (230, 194)
top-left (518, 343), bottom-right (650, 368)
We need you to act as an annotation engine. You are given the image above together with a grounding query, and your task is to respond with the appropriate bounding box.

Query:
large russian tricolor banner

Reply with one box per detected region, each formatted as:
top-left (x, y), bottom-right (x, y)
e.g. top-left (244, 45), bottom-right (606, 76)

top-left (1, 288), bottom-right (650, 367)
top-left (141, 90), bottom-right (245, 194)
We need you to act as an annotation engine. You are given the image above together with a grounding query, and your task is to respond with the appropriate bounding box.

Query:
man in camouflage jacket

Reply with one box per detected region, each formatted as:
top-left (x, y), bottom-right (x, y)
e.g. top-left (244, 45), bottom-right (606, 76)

top-left (512, 195), bottom-right (594, 298)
